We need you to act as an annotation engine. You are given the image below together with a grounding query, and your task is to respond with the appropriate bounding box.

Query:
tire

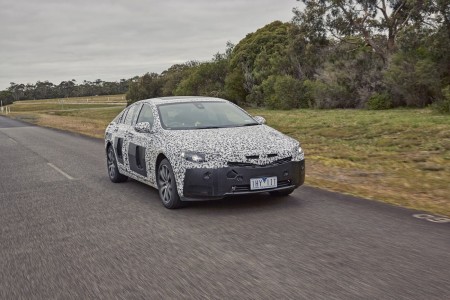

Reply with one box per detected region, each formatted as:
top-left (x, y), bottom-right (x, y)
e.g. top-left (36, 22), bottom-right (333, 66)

top-left (107, 146), bottom-right (128, 183)
top-left (157, 159), bottom-right (183, 209)
top-left (269, 188), bottom-right (295, 197)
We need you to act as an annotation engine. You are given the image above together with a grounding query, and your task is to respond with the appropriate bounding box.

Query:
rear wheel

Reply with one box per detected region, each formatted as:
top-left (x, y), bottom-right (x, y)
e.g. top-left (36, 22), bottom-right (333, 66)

top-left (107, 146), bottom-right (127, 183)
top-left (157, 159), bottom-right (182, 209)
top-left (269, 188), bottom-right (295, 196)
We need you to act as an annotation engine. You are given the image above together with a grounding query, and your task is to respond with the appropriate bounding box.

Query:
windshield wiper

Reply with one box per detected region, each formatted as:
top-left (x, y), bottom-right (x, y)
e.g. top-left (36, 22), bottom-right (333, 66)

top-left (239, 123), bottom-right (259, 127)
top-left (196, 126), bottom-right (222, 129)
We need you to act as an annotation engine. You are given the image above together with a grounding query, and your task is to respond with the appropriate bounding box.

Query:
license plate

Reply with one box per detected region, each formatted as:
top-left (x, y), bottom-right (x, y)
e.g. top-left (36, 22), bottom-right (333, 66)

top-left (250, 176), bottom-right (277, 190)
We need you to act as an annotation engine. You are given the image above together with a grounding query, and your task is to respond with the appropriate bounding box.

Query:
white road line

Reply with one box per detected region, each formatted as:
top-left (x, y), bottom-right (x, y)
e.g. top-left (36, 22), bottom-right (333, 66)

top-left (413, 214), bottom-right (450, 223)
top-left (47, 162), bottom-right (75, 180)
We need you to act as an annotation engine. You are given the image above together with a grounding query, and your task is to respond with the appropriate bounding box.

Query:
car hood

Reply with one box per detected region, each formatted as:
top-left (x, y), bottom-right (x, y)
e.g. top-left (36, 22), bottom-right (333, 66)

top-left (161, 125), bottom-right (298, 162)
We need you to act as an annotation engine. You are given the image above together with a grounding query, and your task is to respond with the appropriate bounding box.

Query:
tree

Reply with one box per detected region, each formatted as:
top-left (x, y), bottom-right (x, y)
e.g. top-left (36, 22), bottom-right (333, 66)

top-left (160, 61), bottom-right (198, 96)
top-left (0, 90), bottom-right (13, 105)
top-left (296, 0), bottom-right (434, 63)
top-left (58, 80), bottom-right (76, 98)
top-left (126, 73), bottom-right (163, 105)
top-left (384, 27), bottom-right (443, 107)
top-left (175, 56), bottom-right (228, 98)
top-left (8, 83), bottom-right (25, 101)
top-left (227, 21), bottom-right (295, 105)
top-left (291, 1), bottom-right (329, 80)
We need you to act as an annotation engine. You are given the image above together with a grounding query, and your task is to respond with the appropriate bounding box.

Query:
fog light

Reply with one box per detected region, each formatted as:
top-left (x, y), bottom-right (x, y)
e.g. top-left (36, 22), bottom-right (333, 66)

top-left (203, 172), bottom-right (211, 180)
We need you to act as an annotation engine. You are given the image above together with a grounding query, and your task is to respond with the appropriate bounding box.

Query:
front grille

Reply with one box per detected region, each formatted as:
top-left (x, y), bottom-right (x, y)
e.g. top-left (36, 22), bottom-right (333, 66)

top-left (227, 161), bottom-right (254, 167)
top-left (227, 156), bottom-right (292, 168)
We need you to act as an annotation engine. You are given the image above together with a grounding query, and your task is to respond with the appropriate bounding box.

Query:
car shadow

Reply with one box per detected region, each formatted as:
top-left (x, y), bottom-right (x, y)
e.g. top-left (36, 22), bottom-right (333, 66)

top-left (125, 178), bottom-right (303, 214)
top-left (184, 193), bottom-right (301, 213)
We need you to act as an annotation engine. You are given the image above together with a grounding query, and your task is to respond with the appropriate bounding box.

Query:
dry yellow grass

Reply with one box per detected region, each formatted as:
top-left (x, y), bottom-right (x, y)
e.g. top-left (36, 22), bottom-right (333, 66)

top-left (6, 95), bottom-right (125, 138)
top-left (249, 108), bottom-right (450, 216)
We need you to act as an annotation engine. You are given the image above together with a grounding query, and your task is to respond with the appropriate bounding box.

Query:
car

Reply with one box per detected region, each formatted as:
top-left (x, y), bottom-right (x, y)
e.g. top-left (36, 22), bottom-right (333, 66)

top-left (104, 96), bottom-right (305, 208)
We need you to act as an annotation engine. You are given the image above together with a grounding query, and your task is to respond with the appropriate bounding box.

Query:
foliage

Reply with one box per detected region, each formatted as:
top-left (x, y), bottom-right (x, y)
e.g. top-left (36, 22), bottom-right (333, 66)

top-left (160, 62), bottom-right (198, 96)
top-left (304, 79), bottom-right (351, 109)
top-left (3, 79), bottom-right (130, 102)
top-left (433, 86), bottom-right (450, 114)
top-left (366, 93), bottom-right (392, 110)
top-left (384, 55), bottom-right (441, 107)
top-left (311, 40), bottom-right (386, 108)
top-left (2, 1), bottom-right (448, 111)
top-left (174, 56), bottom-right (228, 98)
top-left (126, 73), bottom-right (162, 105)
top-left (226, 21), bottom-right (294, 103)
top-left (0, 90), bottom-right (13, 105)
top-left (298, 0), bottom-right (436, 63)
top-left (262, 75), bottom-right (305, 109)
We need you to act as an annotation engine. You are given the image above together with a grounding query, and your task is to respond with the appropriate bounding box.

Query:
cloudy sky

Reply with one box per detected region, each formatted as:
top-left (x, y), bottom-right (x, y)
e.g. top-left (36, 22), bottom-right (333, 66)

top-left (0, 0), bottom-right (299, 90)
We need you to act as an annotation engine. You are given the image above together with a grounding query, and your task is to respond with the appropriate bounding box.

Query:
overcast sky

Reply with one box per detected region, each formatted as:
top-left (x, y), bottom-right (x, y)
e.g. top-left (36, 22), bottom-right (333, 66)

top-left (0, 0), bottom-right (299, 90)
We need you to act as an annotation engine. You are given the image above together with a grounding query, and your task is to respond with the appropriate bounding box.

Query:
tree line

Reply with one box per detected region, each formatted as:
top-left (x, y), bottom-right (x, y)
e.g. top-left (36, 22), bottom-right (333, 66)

top-left (0, 78), bottom-right (133, 105)
top-left (126, 0), bottom-right (450, 113)
top-left (2, 1), bottom-right (449, 113)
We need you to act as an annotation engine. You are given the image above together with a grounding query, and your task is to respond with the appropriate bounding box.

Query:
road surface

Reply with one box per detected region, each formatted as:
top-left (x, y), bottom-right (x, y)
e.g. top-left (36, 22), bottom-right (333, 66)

top-left (1, 116), bottom-right (449, 299)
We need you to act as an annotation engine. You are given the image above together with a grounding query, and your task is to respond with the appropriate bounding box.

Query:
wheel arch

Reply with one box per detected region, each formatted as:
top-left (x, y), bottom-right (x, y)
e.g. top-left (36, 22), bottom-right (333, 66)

top-left (155, 153), bottom-right (167, 174)
top-left (105, 141), bottom-right (113, 153)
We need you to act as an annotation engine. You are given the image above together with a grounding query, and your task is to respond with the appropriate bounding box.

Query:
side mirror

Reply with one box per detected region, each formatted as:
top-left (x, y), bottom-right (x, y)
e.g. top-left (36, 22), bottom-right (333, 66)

top-left (134, 122), bottom-right (152, 133)
top-left (253, 116), bottom-right (266, 124)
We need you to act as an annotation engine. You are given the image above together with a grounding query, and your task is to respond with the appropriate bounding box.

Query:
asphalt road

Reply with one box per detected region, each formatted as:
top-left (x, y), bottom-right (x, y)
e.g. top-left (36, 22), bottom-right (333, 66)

top-left (0, 116), bottom-right (449, 299)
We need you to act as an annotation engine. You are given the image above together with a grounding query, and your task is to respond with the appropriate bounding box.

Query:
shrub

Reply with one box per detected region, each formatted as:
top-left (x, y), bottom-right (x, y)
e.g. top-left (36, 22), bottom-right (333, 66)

top-left (433, 86), bottom-right (450, 114)
top-left (261, 75), bottom-right (304, 109)
top-left (366, 92), bottom-right (392, 110)
top-left (303, 80), bottom-right (352, 109)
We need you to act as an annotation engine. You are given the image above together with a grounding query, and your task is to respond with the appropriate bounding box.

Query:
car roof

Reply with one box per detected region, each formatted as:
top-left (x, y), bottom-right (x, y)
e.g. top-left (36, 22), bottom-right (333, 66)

top-left (136, 96), bottom-right (229, 105)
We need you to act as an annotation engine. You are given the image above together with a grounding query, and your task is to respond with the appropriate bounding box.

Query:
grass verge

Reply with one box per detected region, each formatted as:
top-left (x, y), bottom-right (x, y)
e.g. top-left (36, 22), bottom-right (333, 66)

top-left (3, 96), bottom-right (449, 216)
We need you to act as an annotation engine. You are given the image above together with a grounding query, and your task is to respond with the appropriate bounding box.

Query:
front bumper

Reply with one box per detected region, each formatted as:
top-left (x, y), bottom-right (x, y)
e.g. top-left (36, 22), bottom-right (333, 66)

top-left (182, 160), bottom-right (305, 201)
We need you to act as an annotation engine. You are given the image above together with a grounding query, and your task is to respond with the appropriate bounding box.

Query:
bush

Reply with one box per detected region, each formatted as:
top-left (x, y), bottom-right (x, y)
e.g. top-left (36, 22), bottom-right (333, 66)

top-left (261, 75), bottom-right (304, 109)
top-left (433, 86), bottom-right (450, 114)
top-left (366, 92), bottom-right (392, 110)
top-left (303, 80), bottom-right (352, 109)
top-left (384, 54), bottom-right (441, 107)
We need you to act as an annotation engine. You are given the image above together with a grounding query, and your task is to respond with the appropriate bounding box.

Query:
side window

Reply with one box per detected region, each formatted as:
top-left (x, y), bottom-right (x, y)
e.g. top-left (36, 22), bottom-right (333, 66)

top-left (136, 104), bottom-right (154, 126)
top-left (119, 108), bottom-right (129, 124)
top-left (124, 104), bottom-right (140, 125)
top-left (113, 109), bottom-right (126, 123)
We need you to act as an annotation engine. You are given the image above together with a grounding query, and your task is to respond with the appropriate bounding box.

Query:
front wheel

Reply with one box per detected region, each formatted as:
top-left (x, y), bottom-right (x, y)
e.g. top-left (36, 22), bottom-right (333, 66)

top-left (157, 159), bottom-right (182, 209)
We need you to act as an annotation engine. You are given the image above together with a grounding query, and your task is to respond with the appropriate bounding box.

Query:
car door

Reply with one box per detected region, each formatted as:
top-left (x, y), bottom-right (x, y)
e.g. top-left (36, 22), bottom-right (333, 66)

top-left (112, 106), bottom-right (132, 168)
top-left (125, 103), bottom-right (155, 180)
top-left (119, 103), bottom-right (141, 175)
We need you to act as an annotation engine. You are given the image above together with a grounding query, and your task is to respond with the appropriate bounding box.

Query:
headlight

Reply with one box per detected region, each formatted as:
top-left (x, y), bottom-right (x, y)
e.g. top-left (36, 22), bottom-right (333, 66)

top-left (181, 151), bottom-right (206, 163)
top-left (293, 144), bottom-right (304, 160)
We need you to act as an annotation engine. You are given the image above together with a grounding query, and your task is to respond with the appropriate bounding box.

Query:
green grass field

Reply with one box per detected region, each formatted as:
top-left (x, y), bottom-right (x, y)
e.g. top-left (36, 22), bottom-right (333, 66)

top-left (3, 96), bottom-right (449, 216)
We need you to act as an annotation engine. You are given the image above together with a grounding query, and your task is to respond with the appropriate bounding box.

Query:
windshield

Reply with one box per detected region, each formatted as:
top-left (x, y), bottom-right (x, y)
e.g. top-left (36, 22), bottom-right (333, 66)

top-left (157, 101), bottom-right (259, 130)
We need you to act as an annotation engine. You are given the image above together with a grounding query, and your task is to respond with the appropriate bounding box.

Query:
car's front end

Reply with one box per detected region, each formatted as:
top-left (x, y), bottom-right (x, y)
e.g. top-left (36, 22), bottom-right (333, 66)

top-left (163, 125), bottom-right (305, 201)
top-left (181, 152), bottom-right (305, 200)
